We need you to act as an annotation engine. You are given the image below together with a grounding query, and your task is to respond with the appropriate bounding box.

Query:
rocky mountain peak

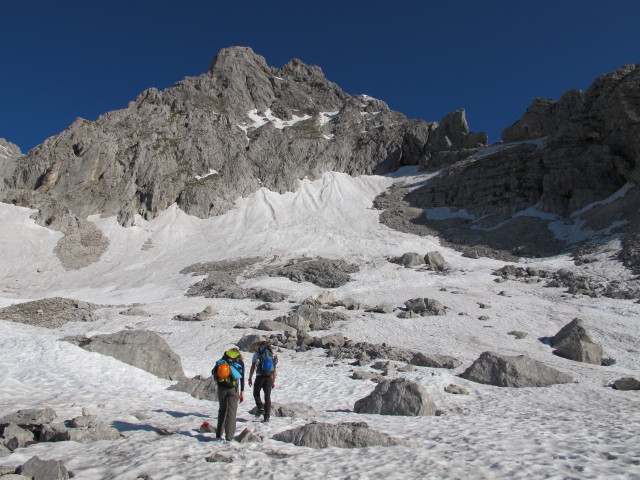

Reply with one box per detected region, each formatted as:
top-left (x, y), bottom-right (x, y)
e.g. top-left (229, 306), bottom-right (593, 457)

top-left (208, 46), bottom-right (271, 75)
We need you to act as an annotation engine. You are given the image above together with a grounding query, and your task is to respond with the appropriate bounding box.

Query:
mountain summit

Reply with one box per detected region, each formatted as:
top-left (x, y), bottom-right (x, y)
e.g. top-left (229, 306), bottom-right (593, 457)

top-left (0, 46), bottom-right (485, 231)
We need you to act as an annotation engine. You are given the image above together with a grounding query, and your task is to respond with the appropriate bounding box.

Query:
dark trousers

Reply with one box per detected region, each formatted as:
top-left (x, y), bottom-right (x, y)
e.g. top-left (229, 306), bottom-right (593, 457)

top-left (216, 385), bottom-right (239, 440)
top-left (253, 375), bottom-right (272, 420)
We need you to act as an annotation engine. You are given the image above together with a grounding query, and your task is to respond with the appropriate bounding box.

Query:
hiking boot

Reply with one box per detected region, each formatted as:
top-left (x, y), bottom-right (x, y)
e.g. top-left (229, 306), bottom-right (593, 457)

top-left (263, 415), bottom-right (270, 423)
top-left (255, 408), bottom-right (264, 418)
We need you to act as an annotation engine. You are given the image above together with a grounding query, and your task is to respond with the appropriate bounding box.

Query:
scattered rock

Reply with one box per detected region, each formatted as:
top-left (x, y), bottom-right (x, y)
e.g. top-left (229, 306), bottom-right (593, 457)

top-left (404, 297), bottom-right (446, 316)
top-left (265, 257), bottom-right (359, 288)
top-left (508, 331), bottom-right (528, 339)
top-left (390, 252), bottom-right (424, 267)
top-left (460, 351), bottom-right (574, 387)
top-left (612, 377), bottom-right (640, 391)
top-left (236, 334), bottom-right (267, 352)
top-left (2, 423), bottom-right (35, 451)
top-left (249, 402), bottom-right (318, 419)
top-left (256, 303), bottom-right (278, 311)
top-left (351, 370), bottom-right (380, 381)
top-left (119, 308), bottom-right (152, 317)
top-left (302, 291), bottom-right (336, 308)
top-left (272, 421), bottom-right (411, 448)
top-left (424, 251), bottom-right (449, 271)
top-left (234, 428), bottom-right (263, 443)
top-left (354, 378), bottom-right (437, 416)
top-left (550, 318), bottom-right (604, 365)
top-left (257, 320), bottom-right (297, 333)
top-left (365, 304), bottom-right (395, 314)
top-left (444, 384), bottom-right (469, 395)
top-left (206, 453), bottom-right (233, 463)
top-left (397, 363), bottom-right (415, 373)
top-left (335, 298), bottom-right (361, 310)
top-left (371, 361), bottom-right (397, 376)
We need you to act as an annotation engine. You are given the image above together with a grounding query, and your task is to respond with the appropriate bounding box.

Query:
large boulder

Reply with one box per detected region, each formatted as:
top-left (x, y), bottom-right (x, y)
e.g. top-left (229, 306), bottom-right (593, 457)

top-left (612, 377), bottom-right (640, 391)
top-left (0, 408), bottom-right (57, 430)
top-left (410, 352), bottom-right (461, 369)
top-left (17, 456), bottom-right (70, 480)
top-left (250, 402), bottom-right (318, 419)
top-left (460, 351), bottom-right (574, 387)
top-left (168, 375), bottom-right (217, 400)
top-left (404, 297), bottom-right (446, 316)
top-left (424, 251), bottom-right (449, 271)
top-left (391, 252), bottom-right (424, 267)
top-left (272, 421), bottom-right (410, 448)
top-left (550, 318), bottom-right (604, 365)
top-left (354, 378), bottom-right (437, 416)
top-left (236, 334), bottom-right (266, 352)
top-left (65, 330), bottom-right (185, 380)
top-left (2, 423), bottom-right (35, 451)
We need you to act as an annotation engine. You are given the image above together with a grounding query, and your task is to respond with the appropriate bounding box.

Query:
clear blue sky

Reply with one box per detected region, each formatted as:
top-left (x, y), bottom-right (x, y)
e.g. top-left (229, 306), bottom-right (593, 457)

top-left (2, 0), bottom-right (639, 152)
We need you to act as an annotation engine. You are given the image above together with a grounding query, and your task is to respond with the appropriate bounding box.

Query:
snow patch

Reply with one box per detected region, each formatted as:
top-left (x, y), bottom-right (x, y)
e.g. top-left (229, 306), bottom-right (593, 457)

top-left (194, 169), bottom-right (218, 180)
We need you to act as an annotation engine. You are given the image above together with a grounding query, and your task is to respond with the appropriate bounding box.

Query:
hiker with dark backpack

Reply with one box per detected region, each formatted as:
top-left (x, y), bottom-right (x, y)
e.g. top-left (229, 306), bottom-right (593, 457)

top-left (212, 347), bottom-right (245, 440)
top-left (248, 340), bottom-right (277, 422)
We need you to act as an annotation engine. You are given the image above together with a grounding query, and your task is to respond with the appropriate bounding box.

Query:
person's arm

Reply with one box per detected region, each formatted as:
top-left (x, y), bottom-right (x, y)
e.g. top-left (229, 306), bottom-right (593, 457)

top-left (272, 366), bottom-right (277, 388)
top-left (239, 360), bottom-right (245, 402)
top-left (248, 362), bottom-right (256, 386)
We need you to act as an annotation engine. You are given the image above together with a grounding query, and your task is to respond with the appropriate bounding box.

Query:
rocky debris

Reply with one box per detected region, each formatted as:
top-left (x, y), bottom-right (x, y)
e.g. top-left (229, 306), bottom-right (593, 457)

top-left (403, 297), bottom-right (446, 316)
top-left (508, 331), bottom-right (529, 340)
top-left (444, 384), bottom-right (469, 395)
top-left (390, 252), bottom-right (424, 267)
top-left (354, 378), bottom-right (437, 416)
top-left (16, 456), bottom-right (70, 480)
top-left (234, 428), bottom-right (263, 443)
top-left (550, 318), bottom-right (604, 365)
top-left (63, 330), bottom-right (185, 380)
top-left (371, 361), bottom-right (397, 376)
top-left (173, 306), bottom-right (218, 322)
top-left (612, 377), bottom-right (640, 390)
top-left (264, 257), bottom-right (359, 288)
top-left (364, 304), bottom-right (395, 314)
top-left (274, 304), bottom-right (347, 333)
top-left (334, 298), bottom-right (362, 310)
top-left (205, 453), bottom-right (232, 463)
top-left (1, 408), bottom-right (120, 449)
top-left (119, 307), bottom-right (152, 317)
top-left (493, 265), bottom-right (640, 300)
top-left (351, 370), bottom-right (380, 381)
top-left (52, 217), bottom-right (110, 270)
top-left (0, 298), bottom-right (99, 329)
top-left (424, 251), bottom-right (449, 271)
top-left (249, 402), bottom-right (318, 419)
top-left (168, 375), bottom-right (217, 400)
top-left (3, 47), bottom-right (450, 233)
top-left (272, 421), bottom-right (411, 449)
top-left (256, 303), bottom-right (278, 311)
top-left (180, 257), bottom-right (286, 302)
top-left (460, 351), bottom-right (574, 387)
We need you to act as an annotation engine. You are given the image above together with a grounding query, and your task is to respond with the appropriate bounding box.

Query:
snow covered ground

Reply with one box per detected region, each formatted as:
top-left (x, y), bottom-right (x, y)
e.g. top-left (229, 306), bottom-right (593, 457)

top-left (1, 169), bottom-right (639, 479)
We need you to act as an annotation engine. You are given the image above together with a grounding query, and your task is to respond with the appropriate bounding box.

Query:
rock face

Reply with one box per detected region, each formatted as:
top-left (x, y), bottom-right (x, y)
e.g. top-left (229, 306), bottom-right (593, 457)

top-left (65, 330), bottom-right (185, 380)
top-left (2, 46), bottom-right (472, 230)
top-left (550, 318), bottom-right (604, 365)
top-left (377, 63), bottom-right (640, 261)
top-left (272, 421), bottom-right (410, 448)
top-left (354, 378), bottom-right (437, 416)
top-left (460, 351), bottom-right (574, 387)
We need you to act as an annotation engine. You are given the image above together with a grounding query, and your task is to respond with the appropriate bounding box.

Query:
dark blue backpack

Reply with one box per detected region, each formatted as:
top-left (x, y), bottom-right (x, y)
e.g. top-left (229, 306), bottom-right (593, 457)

top-left (256, 344), bottom-right (275, 376)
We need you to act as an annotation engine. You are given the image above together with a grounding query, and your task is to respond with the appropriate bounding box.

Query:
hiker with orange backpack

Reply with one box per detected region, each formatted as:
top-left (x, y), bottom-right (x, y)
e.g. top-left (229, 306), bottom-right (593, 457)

top-left (248, 340), bottom-right (277, 423)
top-left (212, 347), bottom-right (245, 440)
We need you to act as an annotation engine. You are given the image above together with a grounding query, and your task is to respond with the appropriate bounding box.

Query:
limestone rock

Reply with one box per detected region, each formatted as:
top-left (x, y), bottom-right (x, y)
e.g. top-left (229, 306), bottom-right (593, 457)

top-left (18, 456), bottom-right (70, 480)
top-left (67, 330), bottom-right (185, 380)
top-left (354, 378), bottom-right (437, 416)
top-left (302, 291), bottom-right (337, 308)
top-left (404, 297), bottom-right (446, 316)
top-left (550, 318), bottom-right (604, 365)
top-left (272, 421), bottom-right (410, 448)
top-left (2, 423), bottom-right (35, 450)
top-left (460, 351), bottom-right (574, 387)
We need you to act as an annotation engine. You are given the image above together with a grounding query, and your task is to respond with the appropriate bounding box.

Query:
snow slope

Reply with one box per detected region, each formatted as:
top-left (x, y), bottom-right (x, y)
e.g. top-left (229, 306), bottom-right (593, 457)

top-left (1, 169), bottom-right (639, 479)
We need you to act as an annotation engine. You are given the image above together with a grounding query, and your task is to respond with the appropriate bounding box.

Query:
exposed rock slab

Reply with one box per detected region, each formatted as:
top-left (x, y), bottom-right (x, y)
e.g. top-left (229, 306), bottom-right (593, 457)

top-left (550, 318), bottom-right (604, 365)
top-left (264, 257), bottom-right (359, 288)
top-left (272, 421), bottom-right (410, 449)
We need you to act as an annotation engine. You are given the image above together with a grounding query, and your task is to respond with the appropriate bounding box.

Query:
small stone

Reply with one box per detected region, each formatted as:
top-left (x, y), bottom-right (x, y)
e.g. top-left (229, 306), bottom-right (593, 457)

top-left (206, 453), bottom-right (233, 463)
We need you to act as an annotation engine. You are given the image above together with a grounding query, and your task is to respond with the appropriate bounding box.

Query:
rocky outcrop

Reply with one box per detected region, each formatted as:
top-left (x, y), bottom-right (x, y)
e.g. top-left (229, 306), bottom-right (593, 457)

top-left (550, 318), bottom-right (604, 365)
top-left (354, 378), bottom-right (437, 416)
top-left (64, 330), bottom-right (185, 380)
top-left (460, 351), bottom-right (574, 387)
top-left (272, 421), bottom-right (410, 448)
top-left (378, 63), bottom-right (640, 260)
top-left (0, 298), bottom-right (99, 329)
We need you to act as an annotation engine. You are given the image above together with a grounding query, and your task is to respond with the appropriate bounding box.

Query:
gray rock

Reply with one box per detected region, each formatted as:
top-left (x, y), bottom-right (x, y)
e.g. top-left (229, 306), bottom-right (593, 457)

top-left (508, 331), bottom-right (529, 339)
top-left (206, 453), bottom-right (232, 463)
top-left (272, 421), bottom-right (411, 448)
top-left (335, 298), bottom-right (361, 310)
top-left (444, 384), bottom-right (469, 395)
top-left (371, 361), bottom-right (397, 376)
top-left (18, 456), bottom-right (69, 480)
top-left (0, 474), bottom-right (30, 479)
top-left (40, 420), bottom-right (120, 444)
top-left (68, 330), bottom-right (185, 380)
top-left (168, 375), bottom-right (217, 400)
top-left (351, 370), bottom-right (379, 380)
top-left (236, 334), bottom-right (266, 352)
top-left (354, 378), bottom-right (437, 416)
top-left (460, 351), bottom-right (574, 387)
top-left (365, 304), bottom-right (395, 314)
top-left (316, 333), bottom-right (345, 349)
top-left (0, 298), bottom-right (98, 329)
top-left (67, 415), bottom-right (96, 428)
top-left (0, 408), bottom-right (57, 430)
top-left (612, 377), bottom-right (640, 390)
top-left (424, 251), bottom-right (448, 271)
top-left (391, 252), bottom-right (424, 267)
top-left (119, 308), bottom-right (151, 317)
top-left (2, 423), bottom-right (35, 451)
top-left (550, 318), bottom-right (604, 365)
top-left (256, 303), bottom-right (278, 311)
top-left (397, 363), bottom-right (415, 372)
top-left (404, 298), bottom-right (446, 316)
top-left (0, 443), bottom-right (10, 457)
top-left (234, 428), bottom-right (263, 443)
top-left (302, 291), bottom-right (337, 308)
top-left (410, 352), bottom-right (461, 369)
top-left (249, 402), bottom-right (318, 419)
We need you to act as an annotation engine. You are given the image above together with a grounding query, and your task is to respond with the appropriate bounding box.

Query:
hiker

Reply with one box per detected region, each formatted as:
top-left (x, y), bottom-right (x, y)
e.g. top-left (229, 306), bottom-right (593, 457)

top-left (212, 347), bottom-right (245, 440)
top-left (248, 340), bottom-right (277, 422)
